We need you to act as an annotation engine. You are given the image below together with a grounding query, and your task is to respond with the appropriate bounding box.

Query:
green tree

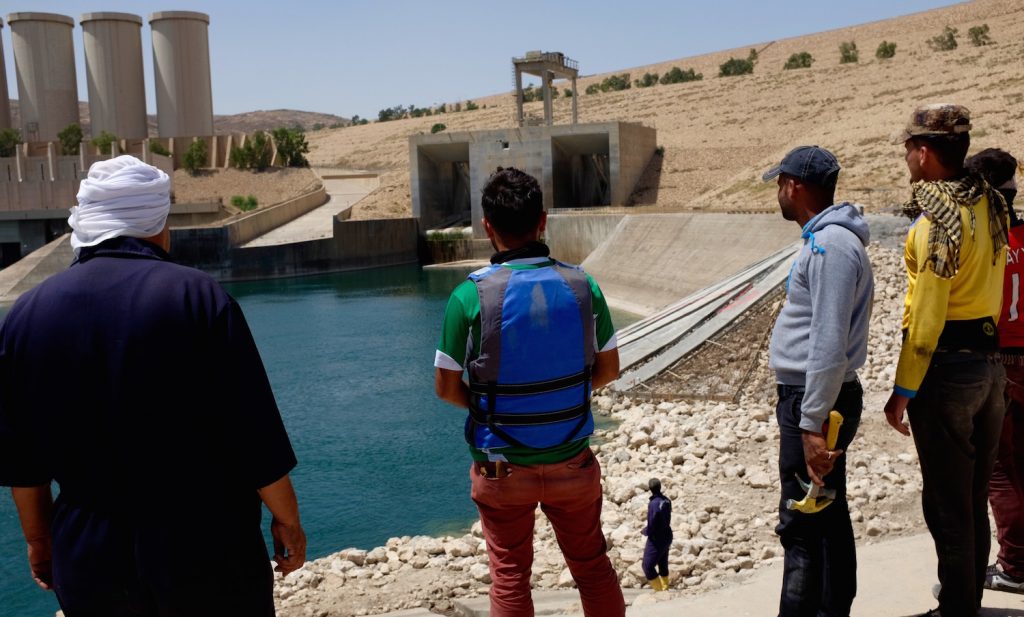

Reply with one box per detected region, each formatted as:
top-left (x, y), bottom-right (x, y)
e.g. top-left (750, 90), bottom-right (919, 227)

top-left (928, 26), bottom-right (958, 51)
top-left (783, 52), bottom-right (814, 70)
top-left (271, 127), bottom-right (309, 167)
top-left (183, 139), bottom-right (207, 176)
top-left (968, 24), bottom-right (992, 46)
top-left (659, 67), bottom-right (702, 84)
top-left (149, 141), bottom-right (171, 157)
top-left (563, 88), bottom-right (573, 98)
top-left (876, 41), bottom-right (897, 59)
top-left (431, 123), bottom-right (446, 134)
top-left (719, 57), bottom-right (754, 76)
top-left (90, 131), bottom-right (118, 155)
top-left (634, 72), bottom-right (659, 88)
top-left (465, 100), bottom-right (479, 111)
top-left (0, 128), bottom-right (21, 158)
top-left (57, 123), bottom-right (83, 155)
top-left (230, 132), bottom-right (273, 171)
top-left (599, 74), bottom-right (631, 92)
top-left (839, 41), bottom-right (859, 64)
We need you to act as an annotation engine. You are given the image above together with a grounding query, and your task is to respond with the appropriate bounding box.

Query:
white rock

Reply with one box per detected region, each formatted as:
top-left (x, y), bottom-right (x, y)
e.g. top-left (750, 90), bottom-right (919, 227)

top-left (470, 563), bottom-right (492, 583)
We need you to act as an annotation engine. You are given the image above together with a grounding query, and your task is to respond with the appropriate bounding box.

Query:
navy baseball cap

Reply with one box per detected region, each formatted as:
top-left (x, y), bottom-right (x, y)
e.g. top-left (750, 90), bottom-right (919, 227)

top-left (762, 145), bottom-right (841, 187)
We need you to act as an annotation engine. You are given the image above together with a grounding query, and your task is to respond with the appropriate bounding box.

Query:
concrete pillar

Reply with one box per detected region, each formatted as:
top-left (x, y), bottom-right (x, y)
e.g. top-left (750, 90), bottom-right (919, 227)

top-left (7, 12), bottom-right (79, 143)
top-left (571, 76), bottom-right (577, 125)
top-left (81, 13), bottom-right (147, 140)
top-left (514, 67), bottom-right (524, 128)
top-left (542, 70), bottom-right (552, 126)
top-left (149, 11), bottom-right (213, 138)
top-left (0, 19), bottom-right (12, 130)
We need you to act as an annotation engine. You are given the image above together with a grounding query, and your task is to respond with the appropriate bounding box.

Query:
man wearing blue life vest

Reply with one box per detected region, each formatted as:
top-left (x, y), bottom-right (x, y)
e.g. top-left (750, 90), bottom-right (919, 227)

top-left (763, 146), bottom-right (874, 617)
top-left (434, 167), bottom-right (624, 617)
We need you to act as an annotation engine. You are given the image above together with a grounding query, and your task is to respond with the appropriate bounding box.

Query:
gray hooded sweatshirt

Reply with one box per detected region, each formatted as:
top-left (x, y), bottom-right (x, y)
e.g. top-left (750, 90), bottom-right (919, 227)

top-left (769, 202), bottom-right (874, 432)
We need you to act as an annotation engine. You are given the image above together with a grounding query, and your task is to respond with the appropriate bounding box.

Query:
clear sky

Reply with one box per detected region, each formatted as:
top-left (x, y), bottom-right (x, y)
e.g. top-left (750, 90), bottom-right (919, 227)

top-left (4, 0), bottom-right (962, 121)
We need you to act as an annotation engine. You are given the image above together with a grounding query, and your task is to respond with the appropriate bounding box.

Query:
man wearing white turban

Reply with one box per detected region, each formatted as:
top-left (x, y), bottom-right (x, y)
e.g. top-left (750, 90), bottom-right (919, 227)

top-left (0, 156), bottom-right (305, 616)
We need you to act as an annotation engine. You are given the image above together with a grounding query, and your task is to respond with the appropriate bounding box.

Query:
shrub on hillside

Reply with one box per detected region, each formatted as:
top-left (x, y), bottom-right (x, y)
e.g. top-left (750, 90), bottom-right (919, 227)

top-left (183, 139), bottom-right (207, 176)
top-left (928, 26), bottom-right (958, 51)
top-left (563, 88), bottom-right (573, 98)
top-left (585, 83), bottom-right (600, 95)
top-left (839, 41), bottom-right (859, 64)
top-left (720, 49), bottom-right (758, 77)
top-left (968, 24), bottom-right (992, 46)
top-left (521, 85), bottom-right (541, 103)
top-left (271, 127), bottom-right (309, 167)
top-left (876, 41), bottom-right (897, 59)
top-left (634, 72), bottom-right (659, 88)
top-left (431, 123), bottom-right (446, 134)
top-left (0, 128), bottom-right (21, 158)
top-left (57, 123), bottom-right (82, 156)
top-left (465, 100), bottom-right (479, 111)
top-left (719, 57), bottom-right (753, 76)
top-left (783, 52), bottom-right (814, 70)
top-left (659, 66), bottom-right (702, 84)
top-left (599, 74), bottom-right (631, 92)
top-left (230, 131), bottom-right (272, 171)
top-left (91, 130), bottom-right (118, 155)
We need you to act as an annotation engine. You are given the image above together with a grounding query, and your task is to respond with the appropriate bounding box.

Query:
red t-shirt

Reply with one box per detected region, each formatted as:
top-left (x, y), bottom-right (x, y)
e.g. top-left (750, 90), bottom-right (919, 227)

top-left (1000, 225), bottom-right (1024, 348)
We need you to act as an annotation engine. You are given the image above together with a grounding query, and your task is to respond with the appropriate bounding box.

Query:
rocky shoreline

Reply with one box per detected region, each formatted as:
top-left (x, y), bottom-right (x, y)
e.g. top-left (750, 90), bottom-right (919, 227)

top-left (274, 244), bottom-right (925, 617)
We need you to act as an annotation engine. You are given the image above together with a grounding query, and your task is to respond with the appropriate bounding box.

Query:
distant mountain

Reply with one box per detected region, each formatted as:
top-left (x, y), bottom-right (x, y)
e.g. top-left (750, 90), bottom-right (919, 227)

top-left (214, 109), bottom-right (350, 134)
top-left (8, 101), bottom-right (348, 137)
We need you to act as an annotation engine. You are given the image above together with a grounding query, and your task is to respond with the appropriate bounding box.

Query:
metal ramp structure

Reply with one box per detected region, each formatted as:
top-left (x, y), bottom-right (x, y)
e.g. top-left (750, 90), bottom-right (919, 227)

top-left (609, 241), bottom-right (799, 392)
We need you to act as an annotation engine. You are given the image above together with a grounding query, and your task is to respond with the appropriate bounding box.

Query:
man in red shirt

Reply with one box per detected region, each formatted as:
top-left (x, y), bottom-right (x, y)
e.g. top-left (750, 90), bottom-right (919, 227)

top-left (966, 148), bottom-right (1024, 594)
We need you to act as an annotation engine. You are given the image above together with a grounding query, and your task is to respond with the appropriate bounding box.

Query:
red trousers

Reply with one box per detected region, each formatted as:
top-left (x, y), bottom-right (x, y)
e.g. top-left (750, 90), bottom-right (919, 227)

top-left (992, 364), bottom-right (1024, 578)
top-left (470, 448), bottom-right (625, 617)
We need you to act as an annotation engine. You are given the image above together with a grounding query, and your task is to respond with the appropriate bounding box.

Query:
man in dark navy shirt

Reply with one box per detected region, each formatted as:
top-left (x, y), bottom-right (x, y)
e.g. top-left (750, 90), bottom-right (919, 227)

top-left (641, 478), bottom-right (672, 591)
top-left (0, 156), bottom-right (305, 616)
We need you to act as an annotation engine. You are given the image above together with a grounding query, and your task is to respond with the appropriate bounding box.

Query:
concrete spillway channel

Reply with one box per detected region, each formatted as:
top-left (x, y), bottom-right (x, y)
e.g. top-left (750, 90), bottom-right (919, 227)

top-left (609, 241), bottom-right (800, 392)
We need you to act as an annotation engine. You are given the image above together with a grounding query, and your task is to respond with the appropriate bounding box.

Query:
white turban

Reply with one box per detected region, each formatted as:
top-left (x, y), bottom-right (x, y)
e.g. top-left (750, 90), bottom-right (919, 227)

top-left (69, 155), bottom-right (171, 255)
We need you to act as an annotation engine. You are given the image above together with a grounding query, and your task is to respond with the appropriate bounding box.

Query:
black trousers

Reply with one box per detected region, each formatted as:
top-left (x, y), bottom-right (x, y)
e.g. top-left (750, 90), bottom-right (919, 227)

top-left (776, 380), bottom-right (862, 617)
top-left (51, 498), bottom-right (276, 617)
top-left (907, 352), bottom-right (1005, 617)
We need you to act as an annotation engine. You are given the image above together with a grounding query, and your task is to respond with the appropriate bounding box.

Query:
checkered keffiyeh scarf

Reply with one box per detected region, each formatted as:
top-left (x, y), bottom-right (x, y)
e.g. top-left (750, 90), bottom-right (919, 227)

top-left (902, 173), bottom-right (1008, 279)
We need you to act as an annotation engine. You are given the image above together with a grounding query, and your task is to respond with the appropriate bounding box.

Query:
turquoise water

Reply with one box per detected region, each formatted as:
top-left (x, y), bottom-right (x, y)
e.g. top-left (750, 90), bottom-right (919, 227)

top-left (0, 264), bottom-right (636, 616)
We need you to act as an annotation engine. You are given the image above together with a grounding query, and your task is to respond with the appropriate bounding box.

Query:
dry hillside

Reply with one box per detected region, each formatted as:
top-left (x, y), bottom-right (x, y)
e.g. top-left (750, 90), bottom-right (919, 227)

top-left (306, 0), bottom-right (1024, 221)
top-left (9, 102), bottom-right (347, 137)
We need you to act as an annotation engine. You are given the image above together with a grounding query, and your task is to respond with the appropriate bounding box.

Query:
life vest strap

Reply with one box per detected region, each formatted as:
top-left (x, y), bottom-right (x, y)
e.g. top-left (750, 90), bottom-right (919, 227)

top-left (468, 402), bottom-right (590, 426)
top-left (469, 368), bottom-right (591, 396)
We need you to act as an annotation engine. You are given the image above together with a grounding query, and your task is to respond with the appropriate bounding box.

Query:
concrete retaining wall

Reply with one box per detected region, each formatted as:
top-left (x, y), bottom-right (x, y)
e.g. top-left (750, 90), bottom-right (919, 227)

top-left (224, 186), bottom-right (328, 247)
top-left (582, 213), bottom-right (799, 316)
top-left (545, 213), bottom-right (626, 265)
top-left (170, 217), bottom-right (419, 282)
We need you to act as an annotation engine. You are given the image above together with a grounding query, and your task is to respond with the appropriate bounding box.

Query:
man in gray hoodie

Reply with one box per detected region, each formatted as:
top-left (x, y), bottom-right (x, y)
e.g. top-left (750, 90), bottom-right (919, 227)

top-left (763, 146), bottom-right (874, 617)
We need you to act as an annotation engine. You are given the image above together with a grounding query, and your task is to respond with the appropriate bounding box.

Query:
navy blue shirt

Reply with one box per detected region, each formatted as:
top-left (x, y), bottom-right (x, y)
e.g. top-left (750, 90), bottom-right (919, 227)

top-left (644, 493), bottom-right (673, 545)
top-left (0, 237), bottom-right (295, 610)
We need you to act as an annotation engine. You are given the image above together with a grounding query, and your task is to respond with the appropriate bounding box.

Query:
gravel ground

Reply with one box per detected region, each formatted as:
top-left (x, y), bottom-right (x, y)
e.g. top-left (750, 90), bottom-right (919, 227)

top-left (271, 243), bottom-right (927, 617)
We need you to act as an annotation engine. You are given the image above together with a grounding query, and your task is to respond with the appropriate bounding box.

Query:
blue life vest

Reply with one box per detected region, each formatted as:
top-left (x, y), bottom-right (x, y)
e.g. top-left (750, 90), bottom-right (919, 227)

top-left (465, 260), bottom-right (596, 451)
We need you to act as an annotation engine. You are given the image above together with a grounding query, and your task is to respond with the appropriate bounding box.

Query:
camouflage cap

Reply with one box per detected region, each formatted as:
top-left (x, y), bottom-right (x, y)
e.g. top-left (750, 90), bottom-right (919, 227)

top-left (891, 103), bottom-right (972, 144)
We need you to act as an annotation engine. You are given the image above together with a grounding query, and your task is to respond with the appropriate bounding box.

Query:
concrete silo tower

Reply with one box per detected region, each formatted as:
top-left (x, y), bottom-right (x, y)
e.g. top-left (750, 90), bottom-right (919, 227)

top-left (81, 12), bottom-right (147, 139)
top-left (149, 11), bottom-right (213, 138)
top-left (0, 19), bottom-right (12, 130)
top-left (7, 12), bottom-right (79, 142)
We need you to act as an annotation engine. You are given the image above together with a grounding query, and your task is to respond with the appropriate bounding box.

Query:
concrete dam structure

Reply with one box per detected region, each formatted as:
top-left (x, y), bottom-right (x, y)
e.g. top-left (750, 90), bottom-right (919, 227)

top-left (81, 12), bottom-right (148, 140)
top-left (411, 121), bottom-right (657, 238)
top-left (8, 12), bottom-right (79, 143)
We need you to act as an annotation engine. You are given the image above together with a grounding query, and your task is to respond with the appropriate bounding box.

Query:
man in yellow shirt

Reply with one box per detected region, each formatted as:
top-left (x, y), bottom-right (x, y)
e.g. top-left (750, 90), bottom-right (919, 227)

top-left (884, 104), bottom-right (1009, 617)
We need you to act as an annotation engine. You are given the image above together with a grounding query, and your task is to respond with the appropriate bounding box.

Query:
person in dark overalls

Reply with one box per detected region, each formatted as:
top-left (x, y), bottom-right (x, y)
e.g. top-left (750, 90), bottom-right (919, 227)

top-left (642, 478), bottom-right (672, 591)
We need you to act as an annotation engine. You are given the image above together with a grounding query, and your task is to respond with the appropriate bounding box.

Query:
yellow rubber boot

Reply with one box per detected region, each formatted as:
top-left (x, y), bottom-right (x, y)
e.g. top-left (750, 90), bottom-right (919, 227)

top-left (648, 577), bottom-right (665, 591)
top-left (658, 575), bottom-right (670, 591)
